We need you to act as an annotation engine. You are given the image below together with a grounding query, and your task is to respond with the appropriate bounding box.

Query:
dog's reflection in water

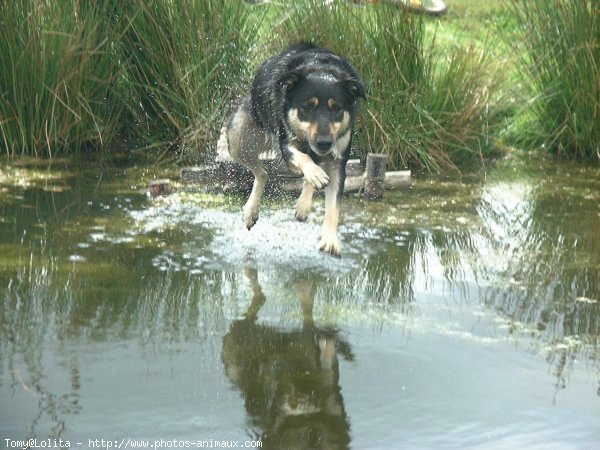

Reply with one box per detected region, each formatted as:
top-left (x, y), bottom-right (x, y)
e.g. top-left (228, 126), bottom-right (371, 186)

top-left (222, 268), bottom-right (353, 450)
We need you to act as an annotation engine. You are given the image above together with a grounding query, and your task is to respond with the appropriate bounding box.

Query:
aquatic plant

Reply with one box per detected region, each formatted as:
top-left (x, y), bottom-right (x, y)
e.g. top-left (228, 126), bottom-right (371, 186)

top-left (112, 0), bottom-right (260, 162)
top-left (8, 0), bottom-right (598, 167)
top-left (0, 0), bottom-right (260, 160)
top-left (271, 0), bottom-right (502, 171)
top-left (508, 0), bottom-right (600, 162)
top-left (0, 0), bottom-right (122, 156)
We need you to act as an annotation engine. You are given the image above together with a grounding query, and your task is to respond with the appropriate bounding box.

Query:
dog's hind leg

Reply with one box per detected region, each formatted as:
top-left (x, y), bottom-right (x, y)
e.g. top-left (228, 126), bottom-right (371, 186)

top-left (241, 159), bottom-right (268, 229)
top-left (226, 97), bottom-right (269, 229)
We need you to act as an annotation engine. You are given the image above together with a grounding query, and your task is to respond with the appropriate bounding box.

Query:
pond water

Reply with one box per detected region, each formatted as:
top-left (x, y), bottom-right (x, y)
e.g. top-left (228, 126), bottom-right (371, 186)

top-left (1, 155), bottom-right (599, 449)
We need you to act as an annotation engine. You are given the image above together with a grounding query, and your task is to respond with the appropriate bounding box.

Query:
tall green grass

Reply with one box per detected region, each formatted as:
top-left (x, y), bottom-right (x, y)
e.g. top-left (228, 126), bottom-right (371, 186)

top-left (10, 0), bottom-right (597, 168)
top-left (0, 0), bottom-right (260, 161)
top-left (508, 1), bottom-right (600, 162)
top-left (112, 0), bottom-right (260, 161)
top-left (271, 0), bottom-right (502, 171)
top-left (0, 0), bottom-right (121, 156)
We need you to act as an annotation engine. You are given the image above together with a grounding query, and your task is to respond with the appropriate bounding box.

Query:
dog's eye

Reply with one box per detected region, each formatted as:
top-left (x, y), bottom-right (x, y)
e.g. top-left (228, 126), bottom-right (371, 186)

top-left (330, 104), bottom-right (342, 113)
top-left (301, 103), bottom-right (315, 113)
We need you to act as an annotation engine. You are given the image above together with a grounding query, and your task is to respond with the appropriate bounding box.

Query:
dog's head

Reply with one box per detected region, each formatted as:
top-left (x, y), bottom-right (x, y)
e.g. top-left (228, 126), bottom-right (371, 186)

top-left (279, 71), bottom-right (366, 157)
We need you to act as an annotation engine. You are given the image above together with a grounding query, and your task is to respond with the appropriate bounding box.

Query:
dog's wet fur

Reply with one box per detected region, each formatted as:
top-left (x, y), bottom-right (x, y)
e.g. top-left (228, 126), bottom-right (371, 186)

top-left (223, 43), bottom-right (365, 256)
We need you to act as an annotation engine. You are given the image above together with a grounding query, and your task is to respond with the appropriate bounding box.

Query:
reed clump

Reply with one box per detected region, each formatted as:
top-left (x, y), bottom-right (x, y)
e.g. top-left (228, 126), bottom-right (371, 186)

top-left (111, 0), bottom-right (259, 160)
top-left (1, 0), bottom-right (259, 161)
top-left (508, 0), bottom-right (600, 162)
top-left (2, 0), bottom-right (598, 167)
top-left (0, 0), bottom-right (122, 156)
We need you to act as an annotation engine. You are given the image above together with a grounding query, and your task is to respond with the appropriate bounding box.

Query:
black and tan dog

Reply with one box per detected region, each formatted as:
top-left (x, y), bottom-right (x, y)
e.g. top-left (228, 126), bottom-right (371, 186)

top-left (222, 44), bottom-right (365, 256)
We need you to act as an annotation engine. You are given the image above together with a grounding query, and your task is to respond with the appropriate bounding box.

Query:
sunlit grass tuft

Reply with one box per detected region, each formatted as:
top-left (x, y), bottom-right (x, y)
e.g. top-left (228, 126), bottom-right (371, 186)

top-left (508, 0), bottom-right (600, 162)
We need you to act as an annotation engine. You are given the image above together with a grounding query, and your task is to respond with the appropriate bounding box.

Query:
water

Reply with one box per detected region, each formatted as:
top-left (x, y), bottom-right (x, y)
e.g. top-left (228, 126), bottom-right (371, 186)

top-left (1, 156), bottom-right (599, 449)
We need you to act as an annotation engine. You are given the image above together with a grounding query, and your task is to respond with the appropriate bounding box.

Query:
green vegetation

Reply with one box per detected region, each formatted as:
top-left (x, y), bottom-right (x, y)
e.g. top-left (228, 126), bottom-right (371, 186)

top-left (0, 0), bottom-right (121, 156)
top-left (113, 0), bottom-right (258, 155)
top-left (508, 0), bottom-right (599, 161)
top-left (0, 0), bottom-right (259, 161)
top-left (0, 0), bottom-right (598, 166)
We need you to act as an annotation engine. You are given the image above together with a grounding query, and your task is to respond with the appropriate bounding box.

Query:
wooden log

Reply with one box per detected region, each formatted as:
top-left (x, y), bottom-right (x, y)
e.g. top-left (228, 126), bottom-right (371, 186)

top-left (281, 174), bottom-right (359, 193)
top-left (364, 153), bottom-right (387, 200)
top-left (179, 158), bottom-right (412, 194)
top-left (281, 170), bottom-right (411, 193)
top-left (148, 179), bottom-right (170, 197)
top-left (182, 159), bottom-right (362, 183)
top-left (342, 175), bottom-right (365, 193)
top-left (180, 166), bottom-right (208, 183)
top-left (383, 170), bottom-right (412, 190)
top-left (345, 159), bottom-right (362, 177)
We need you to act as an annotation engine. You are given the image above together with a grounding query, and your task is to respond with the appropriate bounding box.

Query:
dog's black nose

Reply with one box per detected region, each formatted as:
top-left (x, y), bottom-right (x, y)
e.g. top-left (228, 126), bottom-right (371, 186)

top-left (315, 136), bottom-right (333, 151)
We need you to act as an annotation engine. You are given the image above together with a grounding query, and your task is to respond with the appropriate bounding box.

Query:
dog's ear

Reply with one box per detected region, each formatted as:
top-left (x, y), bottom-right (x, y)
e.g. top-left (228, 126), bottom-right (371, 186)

top-left (278, 71), bottom-right (303, 92)
top-left (343, 79), bottom-right (367, 100)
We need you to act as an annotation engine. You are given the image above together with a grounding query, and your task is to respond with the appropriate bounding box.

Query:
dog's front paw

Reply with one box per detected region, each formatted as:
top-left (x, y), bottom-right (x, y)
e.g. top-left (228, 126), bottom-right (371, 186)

top-left (304, 164), bottom-right (329, 190)
top-left (318, 233), bottom-right (341, 257)
top-left (295, 209), bottom-right (309, 222)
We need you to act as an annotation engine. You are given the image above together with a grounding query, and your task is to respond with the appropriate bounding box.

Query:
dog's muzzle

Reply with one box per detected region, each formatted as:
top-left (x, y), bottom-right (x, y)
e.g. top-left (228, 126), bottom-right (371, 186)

top-left (312, 135), bottom-right (334, 155)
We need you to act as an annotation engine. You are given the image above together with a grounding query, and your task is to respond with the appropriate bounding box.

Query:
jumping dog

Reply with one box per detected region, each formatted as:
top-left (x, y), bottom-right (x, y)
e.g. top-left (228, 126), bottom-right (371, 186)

top-left (222, 43), bottom-right (366, 256)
